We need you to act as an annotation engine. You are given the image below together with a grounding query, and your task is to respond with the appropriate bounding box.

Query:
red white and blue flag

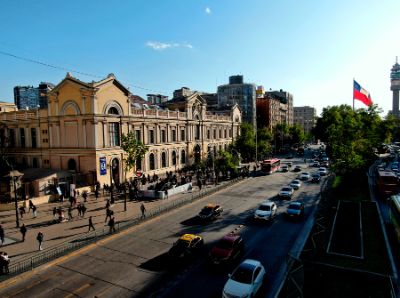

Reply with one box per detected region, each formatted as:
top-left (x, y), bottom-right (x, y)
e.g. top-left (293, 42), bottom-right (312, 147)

top-left (353, 80), bottom-right (373, 106)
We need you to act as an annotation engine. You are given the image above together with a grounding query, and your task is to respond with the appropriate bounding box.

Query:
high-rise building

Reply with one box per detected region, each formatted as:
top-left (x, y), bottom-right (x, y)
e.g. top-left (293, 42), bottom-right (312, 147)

top-left (265, 89), bottom-right (294, 126)
top-left (147, 94), bottom-right (168, 104)
top-left (391, 58), bottom-right (400, 118)
top-left (294, 106), bottom-right (316, 135)
top-left (217, 75), bottom-right (256, 129)
top-left (14, 82), bottom-right (54, 110)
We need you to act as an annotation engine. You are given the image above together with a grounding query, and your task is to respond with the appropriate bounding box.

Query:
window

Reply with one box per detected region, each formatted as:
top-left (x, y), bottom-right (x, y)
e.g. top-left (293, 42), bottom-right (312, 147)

top-left (213, 129), bottom-right (216, 139)
top-left (109, 123), bottom-right (120, 146)
top-left (149, 153), bottom-right (155, 170)
top-left (195, 125), bottom-right (200, 140)
top-left (172, 151), bottom-right (177, 165)
top-left (9, 129), bottom-right (15, 147)
top-left (31, 128), bottom-right (37, 148)
top-left (181, 150), bottom-right (186, 164)
top-left (219, 128), bottom-right (222, 138)
top-left (149, 130), bottom-right (155, 144)
top-left (172, 130), bottom-right (176, 142)
top-left (135, 130), bottom-right (141, 141)
top-left (161, 152), bottom-right (167, 167)
top-left (207, 129), bottom-right (210, 139)
top-left (181, 129), bottom-right (185, 142)
top-left (224, 129), bottom-right (227, 138)
top-left (229, 129), bottom-right (232, 138)
top-left (20, 128), bottom-right (25, 148)
top-left (161, 129), bottom-right (166, 143)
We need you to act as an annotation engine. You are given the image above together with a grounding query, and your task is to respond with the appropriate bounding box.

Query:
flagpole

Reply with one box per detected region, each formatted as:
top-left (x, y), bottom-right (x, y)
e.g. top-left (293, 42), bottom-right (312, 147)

top-left (352, 78), bottom-right (355, 111)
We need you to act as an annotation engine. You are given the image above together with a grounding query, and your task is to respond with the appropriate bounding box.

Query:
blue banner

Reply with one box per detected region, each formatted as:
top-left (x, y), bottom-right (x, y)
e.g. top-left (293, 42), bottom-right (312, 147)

top-left (100, 157), bottom-right (107, 175)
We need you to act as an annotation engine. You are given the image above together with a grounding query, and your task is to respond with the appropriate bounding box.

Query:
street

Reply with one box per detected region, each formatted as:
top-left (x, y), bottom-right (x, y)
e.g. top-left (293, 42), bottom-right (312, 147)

top-left (0, 158), bottom-right (323, 298)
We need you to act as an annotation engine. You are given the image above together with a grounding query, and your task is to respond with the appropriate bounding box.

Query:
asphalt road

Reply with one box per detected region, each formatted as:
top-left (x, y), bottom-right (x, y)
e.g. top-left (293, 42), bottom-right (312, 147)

top-left (0, 157), bottom-right (323, 298)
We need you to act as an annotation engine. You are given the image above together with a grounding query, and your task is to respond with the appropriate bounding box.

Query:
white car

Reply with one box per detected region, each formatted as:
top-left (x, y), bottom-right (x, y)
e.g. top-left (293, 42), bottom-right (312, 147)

top-left (290, 179), bottom-right (302, 190)
top-left (299, 172), bottom-right (311, 181)
top-left (318, 167), bottom-right (327, 176)
top-left (254, 201), bottom-right (277, 221)
top-left (278, 186), bottom-right (294, 199)
top-left (222, 259), bottom-right (266, 298)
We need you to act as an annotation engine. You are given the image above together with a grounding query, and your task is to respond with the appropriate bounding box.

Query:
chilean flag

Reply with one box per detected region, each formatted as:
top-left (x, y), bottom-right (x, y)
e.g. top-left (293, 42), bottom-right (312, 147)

top-left (353, 80), bottom-right (373, 106)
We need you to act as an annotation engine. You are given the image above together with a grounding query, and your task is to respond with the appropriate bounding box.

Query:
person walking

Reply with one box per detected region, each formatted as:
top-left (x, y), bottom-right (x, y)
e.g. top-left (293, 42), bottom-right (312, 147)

top-left (140, 203), bottom-right (146, 219)
top-left (32, 205), bottom-right (37, 218)
top-left (52, 207), bottom-right (58, 220)
top-left (81, 203), bottom-right (87, 218)
top-left (105, 199), bottom-right (110, 210)
top-left (77, 203), bottom-right (82, 217)
top-left (88, 216), bottom-right (95, 232)
top-left (1, 252), bottom-right (9, 274)
top-left (20, 224), bottom-right (27, 242)
top-left (105, 207), bottom-right (112, 223)
top-left (68, 206), bottom-right (73, 220)
top-left (19, 206), bottom-right (26, 219)
top-left (36, 231), bottom-right (44, 251)
top-left (28, 199), bottom-right (34, 213)
top-left (94, 189), bottom-right (99, 200)
top-left (198, 179), bottom-right (202, 191)
top-left (0, 225), bottom-right (4, 246)
top-left (108, 217), bottom-right (116, 233)
top-left (82, 191), bottom-right (88, 203)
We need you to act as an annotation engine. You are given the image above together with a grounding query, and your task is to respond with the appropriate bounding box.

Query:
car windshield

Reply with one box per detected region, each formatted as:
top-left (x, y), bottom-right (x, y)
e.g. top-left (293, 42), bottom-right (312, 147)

top-left (289, 204), bottom-right (301, 210)
top-left (292, 181), bottom-right (300, 184)
top-left (200, 207), bottom-right (212, 215)
top-left (282, 187), bottom-right (292, 192)
top-left (216, 238), bottom-right (234, 249)
top-left (258, 205), bottom-right (270, 211)
top-left (231, 264), bottom-right (254, 284)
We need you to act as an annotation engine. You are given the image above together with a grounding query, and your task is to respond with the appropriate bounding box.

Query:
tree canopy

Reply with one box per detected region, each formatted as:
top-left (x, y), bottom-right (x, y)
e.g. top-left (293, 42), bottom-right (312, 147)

top-left (120, 131), bottom-right (148, 174)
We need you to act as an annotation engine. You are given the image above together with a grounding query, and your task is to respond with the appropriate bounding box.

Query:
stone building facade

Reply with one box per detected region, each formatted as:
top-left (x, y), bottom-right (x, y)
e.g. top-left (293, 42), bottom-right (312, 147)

top-left (0, 73), bottom-right (241, 187)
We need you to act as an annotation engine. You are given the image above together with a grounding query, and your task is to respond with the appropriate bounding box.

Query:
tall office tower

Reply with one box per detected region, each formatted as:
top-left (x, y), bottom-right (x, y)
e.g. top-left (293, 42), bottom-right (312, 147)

top-left (14, 82), bottom-right (54, 110)
top-left (391, 57), bottom-right (400, 118)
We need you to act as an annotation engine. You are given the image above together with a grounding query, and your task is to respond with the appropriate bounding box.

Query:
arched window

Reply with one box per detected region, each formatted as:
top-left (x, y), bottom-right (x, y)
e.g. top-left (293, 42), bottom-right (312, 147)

top-left (32, 158), bottom-right (38, 168)
top-left (108, 107), bottom-right (119, 115)
top-left (149, 153), bottom-right (155, 170)
top-left (136, 157), bottom-right (142, 170)
top-left (161, 152), bottom-right (167, 168)
top-left (68, 159), bottom-right (77, 171)
top-left (172, 151), bottom-right (177, 166)
top-left (181, 150), bottom-right (186, 164)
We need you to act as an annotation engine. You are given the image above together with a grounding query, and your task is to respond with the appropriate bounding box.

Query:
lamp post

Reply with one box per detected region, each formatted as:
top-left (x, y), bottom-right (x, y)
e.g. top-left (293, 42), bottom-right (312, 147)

top-left (109, 161), bottom-right (114, 204)
top-left (9, 170), bottom-right (23, 228)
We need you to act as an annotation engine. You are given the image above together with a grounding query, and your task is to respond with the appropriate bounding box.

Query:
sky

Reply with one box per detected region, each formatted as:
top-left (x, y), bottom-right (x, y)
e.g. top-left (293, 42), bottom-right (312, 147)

top-left (0, 0), bottom-right (399, 116)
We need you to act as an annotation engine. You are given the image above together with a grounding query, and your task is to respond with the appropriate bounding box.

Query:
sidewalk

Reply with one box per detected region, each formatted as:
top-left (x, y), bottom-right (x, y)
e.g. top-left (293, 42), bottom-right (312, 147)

top-left (0, 177), bottom-right (245, 264)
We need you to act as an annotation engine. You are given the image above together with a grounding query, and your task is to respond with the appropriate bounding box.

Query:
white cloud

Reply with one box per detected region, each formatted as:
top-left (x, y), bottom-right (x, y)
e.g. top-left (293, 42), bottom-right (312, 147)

top-left (146, 41), bottom-right (193, 51)
top-left (205, 7), bottom-right (211, 14)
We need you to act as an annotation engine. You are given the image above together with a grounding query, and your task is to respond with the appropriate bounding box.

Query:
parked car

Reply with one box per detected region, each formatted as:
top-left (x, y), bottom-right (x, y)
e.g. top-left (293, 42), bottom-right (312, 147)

top-left (293, 165), bottom-right (302, 172)
top-left (222, 259), bottom-right (266, 298)
top-left (209, 234), bottom-right (244, 265)
top-left (278, 186), bottom-right (294, 199)
top-left (254, 201), bottom-right (277, 221)
top-left (168, 234), bottom-right (204, 260)
top-left (318, 167), bottom-right (327, 176)
top-left (299, 172), bottom-right (311, 181)
top-left (281, 165), bottom-right (289, 172)
top-left (198, 204), bottom-right (223, 221)
top-left (290, 179), bottom-right (302, 190)
top-left (311, 173), bottom-right (321, 183)
top-left (286, 202), bottom-right (305, 218)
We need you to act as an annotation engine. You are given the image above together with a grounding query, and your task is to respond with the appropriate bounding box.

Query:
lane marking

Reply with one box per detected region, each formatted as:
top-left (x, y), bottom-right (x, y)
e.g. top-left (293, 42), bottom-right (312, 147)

top-left (63, 282), bottom-right (92, 298)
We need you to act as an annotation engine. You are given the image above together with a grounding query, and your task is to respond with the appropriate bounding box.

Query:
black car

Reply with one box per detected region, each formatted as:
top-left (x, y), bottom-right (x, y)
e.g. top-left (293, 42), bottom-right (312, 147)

top-left (311, 173), bottom-right (321, 183)
top-left (293, 165), bottom-right (302, 172)
top-left (198, 204), bottom-right (223, 220)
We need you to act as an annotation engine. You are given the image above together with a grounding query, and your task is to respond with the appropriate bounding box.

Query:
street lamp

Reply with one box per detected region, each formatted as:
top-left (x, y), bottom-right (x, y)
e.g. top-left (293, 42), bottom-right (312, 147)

top-left (9, 170), bottom-right (23, 228)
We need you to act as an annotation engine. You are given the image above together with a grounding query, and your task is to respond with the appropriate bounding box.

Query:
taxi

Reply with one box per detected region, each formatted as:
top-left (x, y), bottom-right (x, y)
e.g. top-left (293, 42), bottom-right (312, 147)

top-left (168, 234), bottom-right (204, 260)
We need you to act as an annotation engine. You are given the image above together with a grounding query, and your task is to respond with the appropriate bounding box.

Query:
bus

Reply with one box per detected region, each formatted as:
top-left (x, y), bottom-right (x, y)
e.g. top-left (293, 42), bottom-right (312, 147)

top-left (261, 158), bottom-right (281, 174)
top-left (389, 194), bottom-right (400, 243)
top-left (376, 169), bottom-right (398, 197)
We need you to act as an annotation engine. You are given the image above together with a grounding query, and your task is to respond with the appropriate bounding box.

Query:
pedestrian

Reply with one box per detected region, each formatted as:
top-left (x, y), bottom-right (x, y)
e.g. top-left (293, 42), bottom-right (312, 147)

top-left (81, 203), bottom-right (87, 217)
top-left (77, 203), bottom-right (82, 217)
top-left (140, 203), bottom-right (146, 219)
top-left (105, 207), bottom-right (112, 223)
top-left (20, 224), bottom-right (27, 242)
top-left (94, 189), bottom-right (99, 200)
top-left (32, 205), bottom-right (37, 218)
top-left (198, 179), bottom-right (202, 191)
top-left (53, 207), bottom-right (58, 220)
top-left (36, 231), bottom-right (44, 251)
top-left (1, 252), bottom-right (9, 274)
top-left (28, 199), bottom-right (34, 213)
top-left (105, 199), bottom-right (110, 210)
top-left (68, 206), bottom-right (73, 220)
top-left (0, 225), bottom-right (4, 246)
top-left (88, 216), bottom-right (95, 232)
top-left (108, 217), bottom-right (116, 233)
top-left (19, 206), bottom-right (26, 219)
top-left (82, 191), bottom-right (88, 203)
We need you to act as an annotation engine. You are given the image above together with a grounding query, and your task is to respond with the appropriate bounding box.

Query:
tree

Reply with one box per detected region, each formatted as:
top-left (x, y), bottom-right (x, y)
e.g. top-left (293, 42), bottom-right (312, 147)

top-left (288, 125), bottom-right (305, 145)
top-left (233, 123), bottom-right (256, 161)
top-left (120, 131), bottom-right (148, 210)
top-left (214, 150), bottom-right (239, 178)
top-left (257, 127), bottom-right (273, 160)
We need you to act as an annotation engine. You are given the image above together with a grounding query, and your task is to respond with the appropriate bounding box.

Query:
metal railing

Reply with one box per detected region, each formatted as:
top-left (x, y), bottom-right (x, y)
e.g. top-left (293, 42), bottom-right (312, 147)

top-left (0, 177), bottom-right (244, 281)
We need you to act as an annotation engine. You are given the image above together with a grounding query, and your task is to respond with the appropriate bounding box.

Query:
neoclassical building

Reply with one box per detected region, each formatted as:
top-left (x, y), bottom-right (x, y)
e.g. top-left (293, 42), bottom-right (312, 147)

top-left (0, 73), bottom-right (241, 189)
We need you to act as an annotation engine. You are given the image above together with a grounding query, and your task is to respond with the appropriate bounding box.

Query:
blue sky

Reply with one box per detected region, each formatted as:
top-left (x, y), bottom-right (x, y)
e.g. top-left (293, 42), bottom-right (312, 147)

top-left (0, 0), bottom-right (399, 115)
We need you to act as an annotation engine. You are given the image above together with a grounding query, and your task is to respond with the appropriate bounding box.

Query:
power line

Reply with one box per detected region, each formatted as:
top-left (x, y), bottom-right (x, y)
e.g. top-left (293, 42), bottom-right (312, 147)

top-left (0, 50), bottom-right (168, 95)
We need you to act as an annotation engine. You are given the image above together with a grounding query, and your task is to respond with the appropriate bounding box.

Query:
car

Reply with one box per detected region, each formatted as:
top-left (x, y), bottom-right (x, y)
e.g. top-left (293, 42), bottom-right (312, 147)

top-left (311, 161), bottom-right (320, 167)
top-left (311, 173), bottom-right (321, 183)
top-left (318, 167), bottom-right (327, 176)
top-left (222, 259), bottom-right (266, 298)
top-left (299, 172), bottom-right (311, 181)
top-left (290, 179), bottom-right (302, 190)
top-left (198, 204), bottom-right (223, 220)
top-left (278, 186), bottom-right (294, 199)
top-left (286, 162), bottom-right (293, 168)
top-left (286, 202), bottom-right (305, 218)
top-left (293, 165), bottom-right (302, 172)
top-left (209, 234), bottom-right (244, 265)
top-left (281, 165), bottom-right (289, 172)
top-left (254, 201), bottom-right (277, 221)
top-left (168, 234), bottom-right (204, 260)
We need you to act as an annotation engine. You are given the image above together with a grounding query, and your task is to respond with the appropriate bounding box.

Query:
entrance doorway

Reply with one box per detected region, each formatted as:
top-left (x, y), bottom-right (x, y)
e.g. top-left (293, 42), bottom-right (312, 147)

top-left (111, 158), bottom-right (120, 185)
top-left (194, 144), bottom-right (201, 164)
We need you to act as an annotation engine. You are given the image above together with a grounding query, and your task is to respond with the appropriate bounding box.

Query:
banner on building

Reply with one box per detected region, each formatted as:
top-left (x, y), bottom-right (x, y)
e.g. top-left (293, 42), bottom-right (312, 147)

top-left (100, 157), bottom-right (107, 175)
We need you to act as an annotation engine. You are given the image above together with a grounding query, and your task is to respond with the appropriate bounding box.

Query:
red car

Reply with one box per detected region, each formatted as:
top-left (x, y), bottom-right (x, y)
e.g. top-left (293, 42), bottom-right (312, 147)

top-left (209, 234), bottom-right (244, 265)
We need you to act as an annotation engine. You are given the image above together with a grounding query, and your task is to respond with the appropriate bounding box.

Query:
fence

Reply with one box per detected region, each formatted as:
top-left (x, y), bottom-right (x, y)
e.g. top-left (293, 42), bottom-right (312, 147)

top-left (0, 177), bottom-right (243, 281)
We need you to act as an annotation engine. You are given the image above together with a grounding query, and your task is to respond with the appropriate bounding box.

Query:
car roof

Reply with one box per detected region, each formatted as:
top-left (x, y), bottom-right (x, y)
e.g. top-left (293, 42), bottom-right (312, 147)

top-left (289, 202), bottom-right (303, 207)
top-left (241, 259), bottom-right (262, 268)
top-left (292, 179), bottom-right (301, 183)
top-left (180, 234), bottom-right (199, 241)
top-left (260, 201), bottom-right (275, 206)
top-left (222, 233), bottom-right (241, 242)
top-left (204, 203), bottom-right (216, 208)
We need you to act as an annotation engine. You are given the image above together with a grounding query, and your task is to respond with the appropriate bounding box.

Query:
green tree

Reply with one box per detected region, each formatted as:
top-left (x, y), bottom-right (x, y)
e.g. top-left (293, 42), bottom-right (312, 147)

top-left (120, 131), bottom-right (148, 210)
top-left (288, 124), bottom-right (305, 145)
top-left (215, 150), bottom-right (239, 177)
top-left (257, 127), bottom-right (273, 160)
top-left (233, 123), bottom-right (256, 161)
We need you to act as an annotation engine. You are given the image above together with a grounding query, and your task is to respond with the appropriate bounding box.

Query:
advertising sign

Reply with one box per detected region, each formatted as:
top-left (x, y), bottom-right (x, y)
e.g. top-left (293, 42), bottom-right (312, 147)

top-left (100, 157), bottom-right (107, 175)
